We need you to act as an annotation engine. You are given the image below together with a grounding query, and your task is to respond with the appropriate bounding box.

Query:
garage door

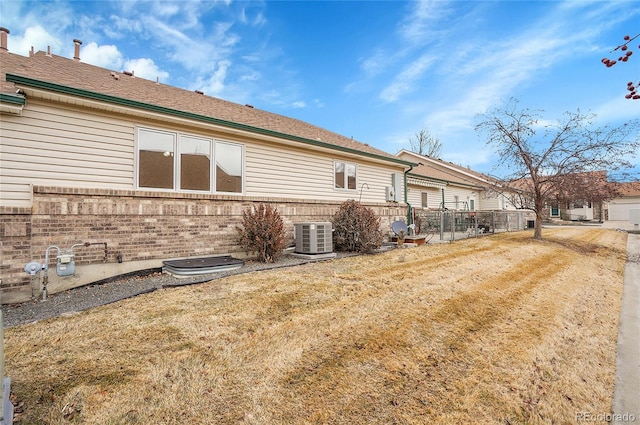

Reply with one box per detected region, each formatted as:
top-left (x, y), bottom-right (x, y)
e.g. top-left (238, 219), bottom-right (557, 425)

top-left (609, 202), bottom-right (640, 221)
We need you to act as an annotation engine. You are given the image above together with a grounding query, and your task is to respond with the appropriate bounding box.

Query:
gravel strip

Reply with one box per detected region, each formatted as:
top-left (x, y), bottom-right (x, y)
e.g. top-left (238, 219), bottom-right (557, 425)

top-left (2, 253), bottom-right (357, 328)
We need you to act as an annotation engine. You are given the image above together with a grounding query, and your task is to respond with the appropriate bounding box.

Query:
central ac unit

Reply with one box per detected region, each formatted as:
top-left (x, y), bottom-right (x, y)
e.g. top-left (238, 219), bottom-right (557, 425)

top-left (294, 222), bottom-right (333, 254)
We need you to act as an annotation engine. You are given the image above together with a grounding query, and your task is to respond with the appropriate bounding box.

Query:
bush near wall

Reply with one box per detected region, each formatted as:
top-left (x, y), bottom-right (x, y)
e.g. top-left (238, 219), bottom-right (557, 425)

top-left (332, 200), bottom-right (383, 254)
top-left (237, 204), bottom-right (286, 263)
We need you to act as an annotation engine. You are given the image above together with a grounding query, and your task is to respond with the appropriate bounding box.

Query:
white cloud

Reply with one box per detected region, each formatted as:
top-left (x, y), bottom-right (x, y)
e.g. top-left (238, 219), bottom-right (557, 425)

top-left (7, 25), bottom-right (62, 56)
top-left (446, 148), bottom-right (494, 169)
top-left (142, 17), bottom-right (238, 72)
top-left (251, 12), bottom-right (267, 28)
top-left (398, 0), bottom-right (452, 44)
top-left (153, 2), bottom-right (181, 18)
top-left (124, 58), bottom-right (170, 82)
top-left (379, 54), bottom-right (436, 102)
top-left (197, 60), bottom-right (231, 95)
top-left (238, 69), bottom-right (260, 82)
top-left (80, 42), bottom-right (123, 70)
top-left (359, 49), bottom-right (390, 75)
top-left (292, 101), bottom-right (306, 108)
top-left (240, 5), bottom-right (267, 27)
top-left (79, 42), bottom-right (170, 82)
top-left (592, 96), bottom-right (640, 124)
top-left (105, 16), bottom-right (144, 39)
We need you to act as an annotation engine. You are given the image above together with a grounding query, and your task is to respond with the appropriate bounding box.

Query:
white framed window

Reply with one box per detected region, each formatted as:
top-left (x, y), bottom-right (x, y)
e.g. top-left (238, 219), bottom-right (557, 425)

top-left (180, 135), bottom-right (212, 191)
top-left (138, 128), bottom-right (176, 190)
top-left (215, 141), bottom-right (243, 194)
top-left (334, 161), bottom-right (357, 190)
top-left (137, 127), bottom-right (243, 194)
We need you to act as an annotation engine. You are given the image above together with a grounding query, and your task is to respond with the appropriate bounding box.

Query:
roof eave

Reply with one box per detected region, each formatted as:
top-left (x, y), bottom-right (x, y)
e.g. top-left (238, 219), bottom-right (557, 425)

top-left (407, 172), bottom-right (483, 189)
top-left (0, 92), bottom-right (26, 115)
top-left (398, 149), bottom-right (492, 184)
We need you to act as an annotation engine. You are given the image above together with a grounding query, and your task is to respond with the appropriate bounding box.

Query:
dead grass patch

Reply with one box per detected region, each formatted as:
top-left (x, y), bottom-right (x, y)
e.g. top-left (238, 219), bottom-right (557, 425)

top-left (5, 227), bottom-right (627, 424)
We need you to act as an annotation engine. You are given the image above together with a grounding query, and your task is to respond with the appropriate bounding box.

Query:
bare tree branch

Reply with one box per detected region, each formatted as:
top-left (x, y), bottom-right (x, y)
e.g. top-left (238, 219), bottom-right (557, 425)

top-left (475, 98), bottom-right (640, 239)
top-left (409, 128), bottom-right (443, 158)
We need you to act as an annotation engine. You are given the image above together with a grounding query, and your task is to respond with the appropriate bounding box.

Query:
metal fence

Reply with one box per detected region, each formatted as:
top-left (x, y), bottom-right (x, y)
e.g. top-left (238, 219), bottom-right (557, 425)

top-left (413, 210), bottom-right (535, 242)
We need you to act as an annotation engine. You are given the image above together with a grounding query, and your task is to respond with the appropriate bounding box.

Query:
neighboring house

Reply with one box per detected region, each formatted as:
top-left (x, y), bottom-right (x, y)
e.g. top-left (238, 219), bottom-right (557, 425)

top-left (545, 171), bottom-right (609, 222)
top-left (547, 199), bottom-right (597, 221)
top-left (396, 150), bottom-right (519, 213)
top-left (606, 181), bottom-right (640, 221)
top-left (0, 31), bottom-right (414, 303)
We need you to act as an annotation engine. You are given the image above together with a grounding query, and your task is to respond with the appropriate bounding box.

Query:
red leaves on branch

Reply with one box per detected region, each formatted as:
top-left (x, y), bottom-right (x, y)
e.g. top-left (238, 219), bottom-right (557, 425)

top-left (602, 33), bottom-right (640, 100)
top-left (625, 81), bottom-right (639, 100)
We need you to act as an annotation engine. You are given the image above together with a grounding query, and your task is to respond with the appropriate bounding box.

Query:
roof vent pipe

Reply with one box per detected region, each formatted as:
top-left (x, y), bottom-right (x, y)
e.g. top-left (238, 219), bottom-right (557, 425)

top-left (0, 27), bottom-right (9, 52)
top-left (73, 38), bottom-right (82, 62)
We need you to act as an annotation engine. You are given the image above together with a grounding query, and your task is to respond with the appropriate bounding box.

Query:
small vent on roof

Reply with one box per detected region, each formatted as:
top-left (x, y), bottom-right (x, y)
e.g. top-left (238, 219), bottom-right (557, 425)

top-left (123, 70), bottom-right (134, 77)
top-left (195, 90), bottom-right (204, 95)
top-left (110, 71), bottom-right (120, 80)
top-left (245, 104), bottom-right (254, 108)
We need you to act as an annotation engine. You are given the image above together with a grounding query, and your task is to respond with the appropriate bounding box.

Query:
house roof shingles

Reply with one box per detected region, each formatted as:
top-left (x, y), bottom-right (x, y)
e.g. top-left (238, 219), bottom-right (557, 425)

top-left (0, 48), bottom-right (407, 165)
top-left (615, 181), bottom-right (640, 197)
top-left (397, 150), bottom-right (491, 188)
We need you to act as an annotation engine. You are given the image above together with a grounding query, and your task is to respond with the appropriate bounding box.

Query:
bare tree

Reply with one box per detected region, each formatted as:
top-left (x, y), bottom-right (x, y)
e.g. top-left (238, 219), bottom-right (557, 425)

top-left (475, 99), bottom-right (640, 240)
top-left (409, 128), bottom-right (443, 158)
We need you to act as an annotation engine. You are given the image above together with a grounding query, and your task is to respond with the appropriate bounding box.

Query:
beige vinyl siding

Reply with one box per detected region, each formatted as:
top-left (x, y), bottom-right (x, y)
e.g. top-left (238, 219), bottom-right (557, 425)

top-left (1, 100), bottom-right (134, 206)
top-left (406, 186), bottom-right (423, 209)
top-left (407, 186), bottom-right (442, 209)
top-left (443, 185), bottom-right (477, 210)
top-left (480, 192), bottom-right (501, 210)
top-left (480, 192), bottom-right (519, 211)
top-left (0, 181), bottom-right (31, 205)
top-left (1, 98), bottom-right (407, 207)
top-left (245, 140), bottom-right (401, 203)
top-left (358, 165), bottom-right (403, 204)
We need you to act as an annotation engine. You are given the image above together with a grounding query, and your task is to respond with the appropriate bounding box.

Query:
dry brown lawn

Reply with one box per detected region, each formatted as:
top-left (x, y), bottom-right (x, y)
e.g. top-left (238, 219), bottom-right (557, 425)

top-left (4, 227), bottom-right (628, 424)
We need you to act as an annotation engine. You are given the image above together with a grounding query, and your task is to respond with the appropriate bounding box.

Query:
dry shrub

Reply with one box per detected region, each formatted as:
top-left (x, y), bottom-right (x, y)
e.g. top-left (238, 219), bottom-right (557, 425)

top-left (332, 200), bottom-right (383, 253)
top-left (237, 203), bottom-right (286, 262)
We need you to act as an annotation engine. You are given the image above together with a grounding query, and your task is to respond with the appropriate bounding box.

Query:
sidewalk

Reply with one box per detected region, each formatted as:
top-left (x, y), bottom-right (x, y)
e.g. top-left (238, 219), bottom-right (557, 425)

top-left (612, 231), bottom-right (640, 423)
top-left (601, 220), bottom-right (640, 232)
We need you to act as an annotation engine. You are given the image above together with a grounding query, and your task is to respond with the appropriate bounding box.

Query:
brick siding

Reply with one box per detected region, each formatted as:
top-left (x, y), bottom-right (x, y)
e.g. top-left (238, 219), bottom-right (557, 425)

top-left (0, 186), bottom-right (407, 303)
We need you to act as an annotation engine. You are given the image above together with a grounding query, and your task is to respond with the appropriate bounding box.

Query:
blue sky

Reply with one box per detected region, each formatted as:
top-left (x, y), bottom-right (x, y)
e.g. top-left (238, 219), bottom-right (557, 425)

top-left (1, 0), bottom-right (639, 178)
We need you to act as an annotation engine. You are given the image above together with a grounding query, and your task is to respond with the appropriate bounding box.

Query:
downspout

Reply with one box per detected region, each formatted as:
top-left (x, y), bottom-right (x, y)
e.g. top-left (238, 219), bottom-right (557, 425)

top-left (404, 162), bottom-right (422, 227)
top-left (441, 188), bottom-right (445, 210)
